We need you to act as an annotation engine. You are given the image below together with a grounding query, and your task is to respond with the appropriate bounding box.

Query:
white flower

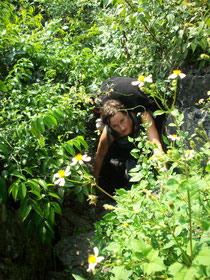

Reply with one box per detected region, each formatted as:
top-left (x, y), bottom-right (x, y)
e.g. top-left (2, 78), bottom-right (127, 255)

top-left (87, 247), bottom-right (104, 273)
top-left (131, 74), bottom-right (153, 87)
top-left (168, 134), bottom-right (180, 141)
top-left (96, 118), bottom-right (104, 131)
top-left (53, 166), bottom-right (71, 186)
top-left (198, 98), bottom-right (204, 104)
top-left (185, 149), bottom-right (194, 159)
top-left (168, 70), bottom-right (186, 79)
top-left (71, 153), bottom-right (91, 165)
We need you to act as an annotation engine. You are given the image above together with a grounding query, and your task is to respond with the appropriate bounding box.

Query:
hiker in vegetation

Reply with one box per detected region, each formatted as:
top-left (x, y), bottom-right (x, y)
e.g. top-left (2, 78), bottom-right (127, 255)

top-left (93, 98), bottom-right (166, 190)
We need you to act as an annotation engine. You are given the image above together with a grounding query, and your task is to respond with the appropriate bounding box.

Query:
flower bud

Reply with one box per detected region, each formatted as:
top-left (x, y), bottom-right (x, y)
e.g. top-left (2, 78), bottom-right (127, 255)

top-left (190, 140), bottom-right (196, 149)
top-left (168, 201), bottom-right (174, 209)
top-left (200, 54), bottom-right (210, 60)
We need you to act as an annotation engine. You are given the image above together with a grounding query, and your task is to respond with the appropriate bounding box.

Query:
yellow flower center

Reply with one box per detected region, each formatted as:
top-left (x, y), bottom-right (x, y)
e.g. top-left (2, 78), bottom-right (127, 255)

top-left (167, 150), bottom-right (172, 154)
top-left (138, 75), bottom-right (145, 82)
top-left (172, 134), bottom-right (178, 138)
top-left (58, 170), bottom-right (65, 178)
top-left (88, 255), bottom-right (96, 264)
top-left (75, 153), bottom-right (83, 161)
top-left (186, 150), bottom-right (191, 154)
top-left (173, 70), bottom-right (181, 75)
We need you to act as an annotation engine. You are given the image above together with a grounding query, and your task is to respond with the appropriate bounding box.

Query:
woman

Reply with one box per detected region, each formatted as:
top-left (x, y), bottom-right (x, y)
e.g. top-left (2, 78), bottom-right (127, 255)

top-left (93, 99), bottom-right (165, 190)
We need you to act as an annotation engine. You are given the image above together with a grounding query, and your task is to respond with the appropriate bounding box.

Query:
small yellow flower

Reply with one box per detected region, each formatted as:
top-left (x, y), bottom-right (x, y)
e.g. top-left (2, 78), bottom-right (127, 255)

top-left (168, 134), bottom-right (180, 141)
top-left (71, 153), bottom-right (91, 165)
top-left (103, 204), bottom-right (115, 210)
top-left (185, 149), bottom-right (194, 159)
top-left (53, 166), bottom-right (71, 186)
top-left (87, 247), bottom-right (104, 274)
top-left (87, 195), bottom-right (98, 206)
top-left (121, 222), bottom-right (129, 228)
top-left (168, 70), bottom-right (186, 80)
top-left (131, 74), bottom-right (153, 87)
top-left (198, 98), bottom-right (204, 104)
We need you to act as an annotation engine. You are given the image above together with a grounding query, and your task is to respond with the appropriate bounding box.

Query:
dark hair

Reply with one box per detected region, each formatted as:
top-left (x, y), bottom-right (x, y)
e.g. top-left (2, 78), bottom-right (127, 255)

top-left (100, 99), bottom-right (127, 125)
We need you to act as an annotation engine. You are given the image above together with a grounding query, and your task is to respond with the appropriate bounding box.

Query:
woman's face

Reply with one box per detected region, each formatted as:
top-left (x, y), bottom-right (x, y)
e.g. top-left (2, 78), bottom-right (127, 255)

top-left (109, 112), bottom-right (132, 137)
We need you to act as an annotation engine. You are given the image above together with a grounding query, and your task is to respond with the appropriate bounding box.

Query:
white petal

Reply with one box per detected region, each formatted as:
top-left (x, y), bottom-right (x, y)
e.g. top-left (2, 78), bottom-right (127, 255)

top-left (87, 262), bottom-right (96, 272)
top-left (179, 73), bottom-right (186, 79)
top-left (131, 80), bottom-right (140, 86)
top-left (79, 160), bottom-right (84, 164)
top-left (96, 256), bottom-right (104, 263)
top-left (82, 155), bottom-right (91, 162)
top-left (59, 178), bottom-right (65, 186)
top-left (93, 247), bottom-right (99, 257)
top-left (54, 178), bottom-right (61, 185)
top-left (65, 165), bottom-right (70, 173)
top-left (144, 75), bottom-right (153, 83)
top-left (71, 158), bottom-right (77, 166)
top-left (53, 173), bottom-right (60, 180)
top-left (168, 73), bottom-right (177, 79)
top-left (138, 82), bottom-right (144, 88)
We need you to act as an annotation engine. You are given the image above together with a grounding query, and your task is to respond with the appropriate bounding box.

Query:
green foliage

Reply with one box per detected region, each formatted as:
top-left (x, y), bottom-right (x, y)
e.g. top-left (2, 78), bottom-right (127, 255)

top-left (87, 77), bottom-right (210, 279)
top-left (0, 0), bottom-right (209, 250)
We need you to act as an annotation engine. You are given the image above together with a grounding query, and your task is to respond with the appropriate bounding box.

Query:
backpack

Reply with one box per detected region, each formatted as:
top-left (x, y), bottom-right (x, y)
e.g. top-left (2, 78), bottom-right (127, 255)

top-left (94, 76), bottom-right (165, 135)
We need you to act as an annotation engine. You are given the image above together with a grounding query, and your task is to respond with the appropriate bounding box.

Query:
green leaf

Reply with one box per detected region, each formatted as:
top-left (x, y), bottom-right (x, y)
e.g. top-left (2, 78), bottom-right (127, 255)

top-left (0, 143), bottom-right (9, 156)
top-left (32, 201), bottom-right (44, 217)
top-left (194, 246), bottom-right (210, 266)
top-left (72, 274), bottom-right (87, 280)
top-left (36, 117), bottom-right (45, 133)
top-left (153, 110), bottom-right (165, 116)
top-left (31, 119), bottom-right (41, 137)
top-left (74, 185), bottom-right (82, 194)
top-left (51, 202), bottom-right (61, 215)
top-left (37, 179), bottom-right (48, 190)
top-left (142, 255), bottom-right (165, 275)
top-left (77, 135), bottom-right (88, 149)
top-left (44, 114), bottom-right (57, 128)
top-left (10, 171), bottom-right (26, 181)
top-left (20, 182), bottom-right (27, 199)
top-left (48, 192), bottom-right (61, 199)
top-left (22, 205), bottom-right (32, 222)
top-left (64, 143), bottom-right (76, 156)
top-left (71, 139), bottom-right (81, 151)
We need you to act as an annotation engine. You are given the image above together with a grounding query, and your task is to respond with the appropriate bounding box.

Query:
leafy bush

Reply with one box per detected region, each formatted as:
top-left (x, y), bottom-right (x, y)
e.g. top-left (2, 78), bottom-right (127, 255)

top-left (72, 74), bottom-right (210, 280)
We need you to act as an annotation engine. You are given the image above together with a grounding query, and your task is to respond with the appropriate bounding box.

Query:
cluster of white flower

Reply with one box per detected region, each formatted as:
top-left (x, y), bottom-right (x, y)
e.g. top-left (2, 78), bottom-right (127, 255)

top-left (53, 154), bottom-right (91, 186)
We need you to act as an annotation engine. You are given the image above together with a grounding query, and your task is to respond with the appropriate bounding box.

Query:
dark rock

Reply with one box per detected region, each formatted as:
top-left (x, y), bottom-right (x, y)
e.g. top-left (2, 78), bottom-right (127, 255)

top-left (167, 73), bottom-right (210, 140)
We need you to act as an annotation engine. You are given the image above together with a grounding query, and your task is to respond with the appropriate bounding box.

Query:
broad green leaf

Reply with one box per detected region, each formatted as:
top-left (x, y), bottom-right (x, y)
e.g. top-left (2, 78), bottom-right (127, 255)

top-left (194, 246), bottom-right (210, 266)
top-left (72, 274), bottom-right (87, 280)
top-left (142, 256), bottom-right (165, 275)
top-left (48, 192), bottom-right (61, 199)
top-left (71, 139), bottom-right (81, 151)
top-left (22, 204), bottom-right (32, 222)
top-left (44, 114), bottom-right (57, 128)
top-left (32, 201), bottom-right (44, 217)
top-left (10, 171), bottom-right (26, 181)
top-left (0, 143), bottom-right (9, 156)
top-left (36, 117), bottom-right (45, 133)
top-left (20, 182), bottom-right (27, 199)
top-left (51, 202), bottom-right (61, 215)
top-left (64, 143), bottom-right (76, 156)
top-left (77, 135), bottom-right (88, 149)
top-left (153, 110), bottom-right (165, 116)
top-left (74, 185), bottom-right (82, 194)
top-left (31, 120), bottom-right (41, 137)
top-left (37, 179), bottom-right (48, 190)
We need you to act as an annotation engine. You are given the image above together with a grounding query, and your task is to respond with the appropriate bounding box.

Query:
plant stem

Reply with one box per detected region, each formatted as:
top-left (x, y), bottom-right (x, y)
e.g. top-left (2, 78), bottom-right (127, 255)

top-left (187, 190), bottom-right (193, 262)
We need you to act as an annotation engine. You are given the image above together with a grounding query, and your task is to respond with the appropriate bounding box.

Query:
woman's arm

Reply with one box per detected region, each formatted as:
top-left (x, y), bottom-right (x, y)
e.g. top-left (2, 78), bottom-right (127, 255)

top-left (93, 127), bottom-right (114, 184)
top-left (141, 111), bottom-right (166, 169)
